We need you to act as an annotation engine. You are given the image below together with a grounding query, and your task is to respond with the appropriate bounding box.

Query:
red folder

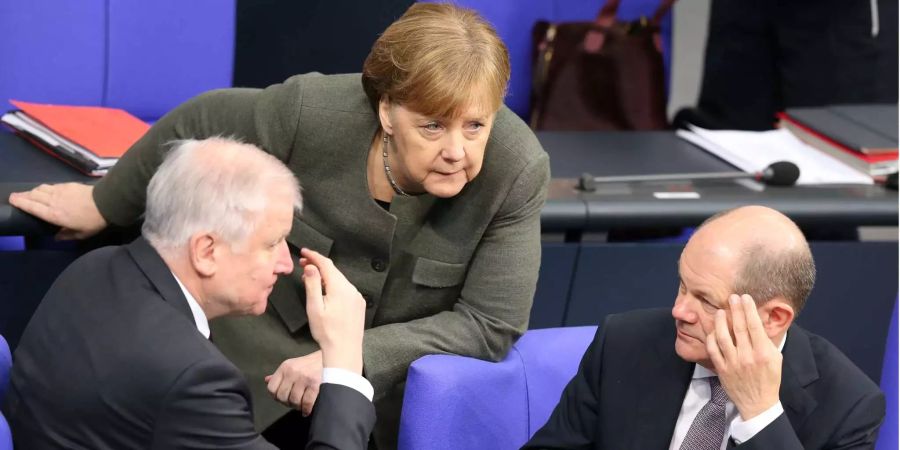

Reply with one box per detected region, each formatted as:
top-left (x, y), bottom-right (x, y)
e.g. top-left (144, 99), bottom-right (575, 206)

top-left (10, 100), bottom-right (149, 158)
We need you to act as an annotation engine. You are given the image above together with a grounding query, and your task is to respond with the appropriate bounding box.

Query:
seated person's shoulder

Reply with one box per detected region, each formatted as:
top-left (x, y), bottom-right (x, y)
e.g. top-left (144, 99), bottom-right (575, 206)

top-left (489, 105), bottom-right (546, 163)
top-left (36, 245), bottom-right (235, 396)
top-left (604, 308), bottom-right (674, 342)
top-left (784, 328), bottom-right (886, 443)
top-left (276, 72), bottom-right (369, 112)
top-left (61, 244), bottom-right (123, 274)
top-left (36, 245), bottom-right (131, 309)
top-left (804, 330), bottom-right (883, 398)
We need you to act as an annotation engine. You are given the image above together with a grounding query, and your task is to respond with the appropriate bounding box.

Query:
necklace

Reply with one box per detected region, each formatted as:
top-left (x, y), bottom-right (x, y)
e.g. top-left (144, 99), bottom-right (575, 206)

top-left (382, 134), bottom-right (411, 197)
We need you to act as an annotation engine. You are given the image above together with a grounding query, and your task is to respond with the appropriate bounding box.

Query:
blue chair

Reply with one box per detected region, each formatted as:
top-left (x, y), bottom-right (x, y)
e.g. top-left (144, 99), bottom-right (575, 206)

top-left (0, 334), bottom-right (13, 450)
top-left (0, 0), bottom-right (235, 122)
top-left (876, 298), bottom-right (897, 450)
top-left (419, 0), bottom-right (672, 119)
top-left (0, 237), bottom-right (24, 252)
top-left (398, 326), bottom-right (597, 450)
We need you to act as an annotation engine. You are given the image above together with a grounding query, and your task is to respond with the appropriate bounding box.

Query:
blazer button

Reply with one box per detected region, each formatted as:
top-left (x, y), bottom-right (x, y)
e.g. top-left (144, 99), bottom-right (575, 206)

top-left (370, 258), bottom-right (387, 272)
top-left (362, 294), bottom-right (374, 308)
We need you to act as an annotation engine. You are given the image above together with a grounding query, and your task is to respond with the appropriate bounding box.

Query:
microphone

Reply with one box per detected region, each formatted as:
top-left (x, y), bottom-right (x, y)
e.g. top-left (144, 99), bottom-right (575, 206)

top-left (577, 161), bottom-right (800, 191)
top-left (885, 172), bottom-right (898, 191)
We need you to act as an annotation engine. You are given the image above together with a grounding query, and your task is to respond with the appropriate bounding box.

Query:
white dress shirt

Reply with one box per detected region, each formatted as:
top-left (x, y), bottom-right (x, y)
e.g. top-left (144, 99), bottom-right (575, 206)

top-left (170, 271), bottom-right (373, 402)
top-left (171, 272), bottom-right (210, 339)
top-left (668, 333), bottom-right (787, 450)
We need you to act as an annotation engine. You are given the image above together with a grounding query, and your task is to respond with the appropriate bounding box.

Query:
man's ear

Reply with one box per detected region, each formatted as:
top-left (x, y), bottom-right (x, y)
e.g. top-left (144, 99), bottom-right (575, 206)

top-left (378, 95), bottom-right (394, 136)
top-left (189, 233), bottom-right (218, 277)
top-left (759, 298), bottom-right (795, 338)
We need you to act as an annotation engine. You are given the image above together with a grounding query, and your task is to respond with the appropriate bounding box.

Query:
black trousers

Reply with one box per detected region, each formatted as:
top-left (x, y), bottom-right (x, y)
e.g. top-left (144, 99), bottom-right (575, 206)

top-left (697, 0), bottom-right (898, 130)
top-left (262, 410), bottom-right (311, 450)
top-left (263, 410), bottom-right (380, 450)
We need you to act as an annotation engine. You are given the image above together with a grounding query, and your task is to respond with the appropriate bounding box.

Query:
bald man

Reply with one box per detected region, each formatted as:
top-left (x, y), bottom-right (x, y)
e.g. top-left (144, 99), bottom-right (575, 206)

top-left (525, 206), bottom-right (885, 449)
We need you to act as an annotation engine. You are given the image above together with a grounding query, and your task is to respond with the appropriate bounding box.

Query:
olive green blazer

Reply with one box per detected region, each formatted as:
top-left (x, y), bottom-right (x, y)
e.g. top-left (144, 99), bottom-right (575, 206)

top-left (93, 73), bottom-right (550, 447)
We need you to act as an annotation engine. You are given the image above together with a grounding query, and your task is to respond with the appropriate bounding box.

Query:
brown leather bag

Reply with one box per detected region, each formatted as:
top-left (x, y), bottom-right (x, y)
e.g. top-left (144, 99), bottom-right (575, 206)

top-left (530, 0), bottom-right (675, 131)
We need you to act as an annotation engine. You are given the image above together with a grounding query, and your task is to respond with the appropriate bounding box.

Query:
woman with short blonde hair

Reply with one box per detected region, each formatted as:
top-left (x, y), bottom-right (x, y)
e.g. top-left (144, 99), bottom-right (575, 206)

top-left (363, 3), bottom-right (510, 118)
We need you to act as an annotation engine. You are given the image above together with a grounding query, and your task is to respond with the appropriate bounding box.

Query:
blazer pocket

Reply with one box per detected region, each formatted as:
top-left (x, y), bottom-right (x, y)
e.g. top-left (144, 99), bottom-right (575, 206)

top-left (412, 257), bottom-right (467, 288)
top-left (286, 217), bottom-right (333, 256)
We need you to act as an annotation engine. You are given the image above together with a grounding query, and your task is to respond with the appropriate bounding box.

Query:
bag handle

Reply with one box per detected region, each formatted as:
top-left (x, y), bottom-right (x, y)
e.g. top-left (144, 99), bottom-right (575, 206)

top-left (594, 0), bottom-right (620, 28)
top-left (585, 0), bottom-right (676, 52)
top-left (650, 0), bottom-right (677, 26)
top-left (594, 0), bottom-right (677, 28)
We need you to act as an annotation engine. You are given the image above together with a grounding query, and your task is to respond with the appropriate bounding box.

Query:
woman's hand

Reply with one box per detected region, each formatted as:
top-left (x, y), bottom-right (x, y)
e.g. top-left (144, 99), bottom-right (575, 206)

top-left (265, 351), bottom-right (323, 416)
top-left (8, 183), bottom-right (107, 239)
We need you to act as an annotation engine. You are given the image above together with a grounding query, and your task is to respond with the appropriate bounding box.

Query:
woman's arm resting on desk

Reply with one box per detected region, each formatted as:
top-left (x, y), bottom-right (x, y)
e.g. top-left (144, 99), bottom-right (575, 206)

top-left (8, 79), bottom-right (304, 238)
top-left (8, 183), bottom-right (107, 239)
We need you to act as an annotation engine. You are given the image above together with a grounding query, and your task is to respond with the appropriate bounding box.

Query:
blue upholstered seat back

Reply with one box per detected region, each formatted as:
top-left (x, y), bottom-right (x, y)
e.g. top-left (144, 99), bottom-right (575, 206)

top-left (0, 334), bottom-right (12, 450)
top-left (876, 299), bottom-right (898, 450)
top-left (399, 326), bottom-right (596, 450)
top-left (0, 0), bottom-right (235, 122)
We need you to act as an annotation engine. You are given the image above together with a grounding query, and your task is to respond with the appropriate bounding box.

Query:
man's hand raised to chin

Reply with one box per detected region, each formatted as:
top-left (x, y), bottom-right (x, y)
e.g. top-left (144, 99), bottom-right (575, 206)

top-left (265, 248), bottom-right (368, 416)
top-left (300, 248), bottom-right (367, 374)
top-left (706, 294), bottom-right (783, 420)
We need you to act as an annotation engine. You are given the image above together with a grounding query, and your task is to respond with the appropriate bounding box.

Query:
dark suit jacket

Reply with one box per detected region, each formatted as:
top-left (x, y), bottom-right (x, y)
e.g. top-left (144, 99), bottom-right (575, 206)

top-left (525, 308), bottom-right (885, 449)
top-left (4, 238), bottom-right (375, 449)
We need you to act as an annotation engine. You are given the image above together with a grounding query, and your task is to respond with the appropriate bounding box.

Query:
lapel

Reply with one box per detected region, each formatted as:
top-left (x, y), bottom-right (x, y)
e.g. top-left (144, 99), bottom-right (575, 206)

top-left (125, 237), bottom-right (194, 325)
top-left (777, 325), bottom-right (819, 431)
top-left (631, 322), bottom-right (695, 449)
top-left (390, 194), bottom-right (438, 248)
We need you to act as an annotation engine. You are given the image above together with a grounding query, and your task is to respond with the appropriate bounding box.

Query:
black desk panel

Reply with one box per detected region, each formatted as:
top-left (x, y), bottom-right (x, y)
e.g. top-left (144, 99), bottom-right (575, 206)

top-left (564, 241), bottom-right (898, 385)
top-left (530, 243), bottom-right (579, 329)
top-left (0, 130), bottom-right (93, 183)
top-left (580, 182), bottom-right (898, 229)
top-left (539, 131), bottom-right (898, 230)
top-left (539, 180), bottom-right (586, 233)
top-left (540, 131), bottom-right (735, 178)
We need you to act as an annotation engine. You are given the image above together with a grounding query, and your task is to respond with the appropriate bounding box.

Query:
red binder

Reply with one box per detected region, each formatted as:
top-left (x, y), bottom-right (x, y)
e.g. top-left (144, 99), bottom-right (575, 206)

top-left (10, 100), bottom-right (149, 158)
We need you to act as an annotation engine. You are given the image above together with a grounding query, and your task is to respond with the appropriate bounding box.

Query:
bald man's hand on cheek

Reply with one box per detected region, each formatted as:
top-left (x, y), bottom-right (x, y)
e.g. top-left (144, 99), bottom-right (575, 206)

top-left (706, 294), bottom-right (783, 420)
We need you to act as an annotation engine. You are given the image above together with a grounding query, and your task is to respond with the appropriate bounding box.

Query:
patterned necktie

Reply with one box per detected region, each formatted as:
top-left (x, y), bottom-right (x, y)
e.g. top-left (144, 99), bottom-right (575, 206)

top-left (679, 377), bottom-right (729, 450)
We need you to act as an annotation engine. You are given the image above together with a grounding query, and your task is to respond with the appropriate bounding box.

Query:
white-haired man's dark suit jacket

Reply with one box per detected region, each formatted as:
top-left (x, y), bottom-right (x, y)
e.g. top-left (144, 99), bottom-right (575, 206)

top-left (525, 308), bottom-right (885, 449)
top-left (5, 237), bottom-right (375, 449)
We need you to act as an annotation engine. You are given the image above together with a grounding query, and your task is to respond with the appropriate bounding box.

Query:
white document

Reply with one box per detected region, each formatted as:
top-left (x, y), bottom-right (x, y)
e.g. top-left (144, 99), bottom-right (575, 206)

top-left (653, 192), bottom-right (701, 199)
top-left (676, 125), bottom-right (874, 185)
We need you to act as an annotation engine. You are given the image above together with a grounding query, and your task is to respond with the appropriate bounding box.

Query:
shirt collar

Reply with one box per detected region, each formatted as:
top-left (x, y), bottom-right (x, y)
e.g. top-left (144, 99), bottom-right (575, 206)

top-left (693, 330), bottom-right (788, 379)
top-left (170, 271), bottom-right (210, 339)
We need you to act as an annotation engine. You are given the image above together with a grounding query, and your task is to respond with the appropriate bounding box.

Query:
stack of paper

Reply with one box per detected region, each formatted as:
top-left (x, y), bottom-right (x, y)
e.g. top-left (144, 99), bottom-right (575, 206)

top-left (1, 100), bottom-right (149, 177)
top-left (676, 125), bottom-right (873, 185)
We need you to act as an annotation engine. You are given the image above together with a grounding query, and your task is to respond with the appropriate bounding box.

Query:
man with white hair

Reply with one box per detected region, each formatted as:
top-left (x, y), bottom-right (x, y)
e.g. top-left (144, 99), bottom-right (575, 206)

top-left (4, 137), bottom-right (375, 449)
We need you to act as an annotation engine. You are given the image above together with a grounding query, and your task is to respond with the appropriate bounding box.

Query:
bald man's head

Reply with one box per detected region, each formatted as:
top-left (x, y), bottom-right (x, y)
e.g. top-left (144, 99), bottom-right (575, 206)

top-left (690, 206), bottom-right (816, 313)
